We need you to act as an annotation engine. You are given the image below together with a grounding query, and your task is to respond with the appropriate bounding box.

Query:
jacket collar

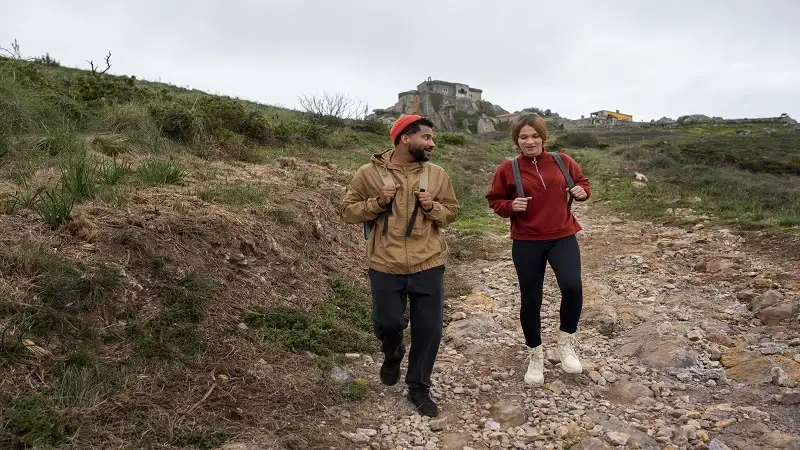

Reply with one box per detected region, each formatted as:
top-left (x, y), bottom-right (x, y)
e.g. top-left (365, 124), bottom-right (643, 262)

top-left (518, 150), bottom-right (549, 162)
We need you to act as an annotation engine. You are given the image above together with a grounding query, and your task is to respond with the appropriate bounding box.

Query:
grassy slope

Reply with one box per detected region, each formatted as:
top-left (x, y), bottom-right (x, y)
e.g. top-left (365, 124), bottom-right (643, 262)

top-left (559, 125), bottom-right (800, 231)
top-left (0, 56), bottom-right (512, 449)
top-left (1, 55), bottom-right (798, 449)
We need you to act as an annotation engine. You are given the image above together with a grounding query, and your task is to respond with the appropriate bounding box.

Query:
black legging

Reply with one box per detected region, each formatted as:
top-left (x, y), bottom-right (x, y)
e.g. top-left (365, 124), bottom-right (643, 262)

top-left (511, 234), bottom-right (583, 348)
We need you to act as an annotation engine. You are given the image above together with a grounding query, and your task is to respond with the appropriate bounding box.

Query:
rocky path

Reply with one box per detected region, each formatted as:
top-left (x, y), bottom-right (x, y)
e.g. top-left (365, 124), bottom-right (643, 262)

top-left (335, 204), bottom-right (800, 450)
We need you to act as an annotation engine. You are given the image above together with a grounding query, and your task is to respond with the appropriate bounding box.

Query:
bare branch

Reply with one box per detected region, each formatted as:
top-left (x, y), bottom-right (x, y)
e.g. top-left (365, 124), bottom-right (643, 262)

top-left (0, 38), bottom-right (25, 59)
top-left (298, 91), bottom-right (368, 120)
top-left (87, 52), bottom-right (112, 77)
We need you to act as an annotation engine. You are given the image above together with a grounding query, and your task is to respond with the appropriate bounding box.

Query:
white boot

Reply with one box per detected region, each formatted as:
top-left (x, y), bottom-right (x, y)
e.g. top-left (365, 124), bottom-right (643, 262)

top-left (524, 345), bottom-right (545, 385)
top-left (556, 331), bottom-right (582, 374)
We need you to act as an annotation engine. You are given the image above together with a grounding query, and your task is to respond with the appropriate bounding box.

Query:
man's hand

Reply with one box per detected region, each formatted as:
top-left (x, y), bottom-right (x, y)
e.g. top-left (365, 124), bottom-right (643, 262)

top-left (378, 185), bottom-right (398, 207)
top-left (512, 197), bottom-right (532, 212)
top-left (568, 186), bottom-right (587, 200)
top-left (416, 191), bottom-right (434, 211)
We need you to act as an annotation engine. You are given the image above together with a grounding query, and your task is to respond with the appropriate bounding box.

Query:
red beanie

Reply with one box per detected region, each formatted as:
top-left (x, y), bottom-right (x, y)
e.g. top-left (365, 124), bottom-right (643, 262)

top-left (389, 114), bottom-right (424, 144)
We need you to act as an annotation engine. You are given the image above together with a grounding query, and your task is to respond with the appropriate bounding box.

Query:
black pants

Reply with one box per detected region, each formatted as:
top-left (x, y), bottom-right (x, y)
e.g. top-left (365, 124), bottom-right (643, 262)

top-left (369, 266), bottom-right (445, 391)
top-left (512, 235), bottom-right (583, 348)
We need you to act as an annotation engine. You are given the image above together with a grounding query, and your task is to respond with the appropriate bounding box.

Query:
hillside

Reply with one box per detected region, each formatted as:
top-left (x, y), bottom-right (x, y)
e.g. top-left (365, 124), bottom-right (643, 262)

top-left (1, 54), bottom-right (799, 450)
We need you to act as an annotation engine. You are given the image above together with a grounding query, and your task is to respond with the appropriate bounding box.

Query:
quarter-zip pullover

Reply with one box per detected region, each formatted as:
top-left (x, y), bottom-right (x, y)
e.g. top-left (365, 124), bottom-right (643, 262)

top-left (485, 151), bottom-right (591, 241)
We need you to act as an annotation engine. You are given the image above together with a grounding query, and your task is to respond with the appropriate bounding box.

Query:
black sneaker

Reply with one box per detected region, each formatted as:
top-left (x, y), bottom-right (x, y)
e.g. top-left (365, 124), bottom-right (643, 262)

top-left (379, 357), bottom-right (401, 386)
top-left (407, 388), bottom-right (438, 417)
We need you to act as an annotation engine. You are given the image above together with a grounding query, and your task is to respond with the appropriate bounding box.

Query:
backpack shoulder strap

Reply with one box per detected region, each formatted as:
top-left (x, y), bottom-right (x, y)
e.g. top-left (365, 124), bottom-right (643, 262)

top-left (405, 163), bottom-right (430, 239)
top-left (549, 152), bottom-right (575, 209)
top-left (418, 163), bottom-right (429, 192)
top-left (364, 162), bottom-right (395, 239)
top-left (511, 156), bottom-right (525, 198)
top-left (375, 163), bottom-right (395, 187)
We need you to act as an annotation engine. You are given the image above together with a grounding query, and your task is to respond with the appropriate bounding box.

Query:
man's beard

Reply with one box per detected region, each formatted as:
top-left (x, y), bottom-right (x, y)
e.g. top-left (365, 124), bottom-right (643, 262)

top-left (410, 145), bottom-right (430, 162)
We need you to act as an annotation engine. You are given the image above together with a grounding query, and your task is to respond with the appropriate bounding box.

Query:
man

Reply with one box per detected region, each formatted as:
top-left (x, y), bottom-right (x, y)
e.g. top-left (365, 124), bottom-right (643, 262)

top-left (339, 114), bottom-right (459, 417)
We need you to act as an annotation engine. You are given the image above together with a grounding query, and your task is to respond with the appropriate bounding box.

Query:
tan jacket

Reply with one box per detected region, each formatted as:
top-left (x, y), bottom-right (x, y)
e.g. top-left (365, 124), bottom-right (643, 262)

top-left (340, 149), bottom-right (460, 275)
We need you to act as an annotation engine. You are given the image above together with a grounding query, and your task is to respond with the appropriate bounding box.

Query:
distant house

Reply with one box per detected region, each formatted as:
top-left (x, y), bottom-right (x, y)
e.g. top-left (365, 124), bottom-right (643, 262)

top-left (590, 109), bottom-right (633, 122)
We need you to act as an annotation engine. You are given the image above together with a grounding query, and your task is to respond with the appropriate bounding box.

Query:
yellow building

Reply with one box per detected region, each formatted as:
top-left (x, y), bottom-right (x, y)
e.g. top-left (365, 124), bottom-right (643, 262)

top-left (590, 109), bottom-right (633, 122)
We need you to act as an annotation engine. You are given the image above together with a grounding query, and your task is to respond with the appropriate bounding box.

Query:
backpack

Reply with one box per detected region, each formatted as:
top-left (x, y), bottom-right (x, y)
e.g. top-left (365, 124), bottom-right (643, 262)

top-left (511, 152), bottom-right (576, 210)
top-left (363, 163), bottom-right (429, 239)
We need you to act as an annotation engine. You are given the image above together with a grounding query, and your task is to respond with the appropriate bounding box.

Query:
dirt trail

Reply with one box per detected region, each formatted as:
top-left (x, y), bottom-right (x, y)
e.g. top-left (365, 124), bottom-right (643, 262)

top-left (330, 201), bottom-right (800, 450)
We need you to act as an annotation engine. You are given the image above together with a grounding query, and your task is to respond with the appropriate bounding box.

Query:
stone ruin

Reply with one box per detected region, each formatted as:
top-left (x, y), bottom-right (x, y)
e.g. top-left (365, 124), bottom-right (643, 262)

top-left (367, 78), bottom-right (508, 134)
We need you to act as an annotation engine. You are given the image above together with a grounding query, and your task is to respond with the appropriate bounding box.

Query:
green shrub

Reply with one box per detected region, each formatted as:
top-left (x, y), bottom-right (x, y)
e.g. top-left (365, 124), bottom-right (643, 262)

top-left (65, 74), bottom-right (144, 104)
top-left (350, 118), bottom-right (387, 135)
top-left (97, 103), bottom-right (159, 138)
top-left (327, 130), bottom-right (362, 149)
top-left (273, 120), bottom-right (328, 147)
top-left (243, 276), bottom-right (374, 356)
top-left (194, 96), bottom-right (276, 145)
top-left (563, 132), bottom-right (600, 148)
top-left (547, 139), bottom-right (564, 152)
top-left (304, 112), bottom-right (346, 128)
top-left (453, 111), bottom-right (479, 134)
top-left (244, 305), bottom-right (373, 356)
top-left (436, 132), bottom-right (466, 147)
top-left (149, 102), bottom-right (203, 143)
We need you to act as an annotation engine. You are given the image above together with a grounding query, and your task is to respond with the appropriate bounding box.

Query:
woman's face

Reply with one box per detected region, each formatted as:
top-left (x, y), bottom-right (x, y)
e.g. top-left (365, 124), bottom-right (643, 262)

top-left (518, 125), bottom-right (544, 157)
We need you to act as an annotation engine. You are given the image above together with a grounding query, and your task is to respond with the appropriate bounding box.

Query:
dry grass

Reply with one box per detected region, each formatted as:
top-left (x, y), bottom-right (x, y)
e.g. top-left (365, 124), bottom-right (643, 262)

top-left (0, 154), bottom-right (376, 448)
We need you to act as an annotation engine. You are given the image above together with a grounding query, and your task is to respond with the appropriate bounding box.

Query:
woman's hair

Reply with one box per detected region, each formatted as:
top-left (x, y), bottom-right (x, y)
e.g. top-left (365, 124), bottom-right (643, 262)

top-left (511, 113), bottom-right (548, 148)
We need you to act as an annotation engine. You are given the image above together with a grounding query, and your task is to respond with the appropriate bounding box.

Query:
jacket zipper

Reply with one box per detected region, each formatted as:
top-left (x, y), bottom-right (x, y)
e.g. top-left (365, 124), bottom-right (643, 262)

top-left (405, 165), bottom-right (410, 273)
top-left (533, 158), bottom-right (546, 189)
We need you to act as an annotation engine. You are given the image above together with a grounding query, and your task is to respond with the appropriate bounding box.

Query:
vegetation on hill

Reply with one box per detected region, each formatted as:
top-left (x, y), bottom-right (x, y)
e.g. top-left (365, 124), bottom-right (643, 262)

top-left (1, 44), bottom-right (798, 449)
top-left (553, 125), bottom-right (800, 231)
top-left (0, 49), bottom-right (508, 448)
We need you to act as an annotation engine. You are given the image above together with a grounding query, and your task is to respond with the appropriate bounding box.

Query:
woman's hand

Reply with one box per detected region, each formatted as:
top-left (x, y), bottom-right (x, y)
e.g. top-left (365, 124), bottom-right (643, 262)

top-left (512, 197), bottom-right (532, 212)
top-left (568, 186), bottom-right (588, 200)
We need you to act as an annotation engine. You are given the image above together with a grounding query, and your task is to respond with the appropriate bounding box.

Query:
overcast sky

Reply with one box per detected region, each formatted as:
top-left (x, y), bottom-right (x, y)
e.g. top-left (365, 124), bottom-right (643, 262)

top-left (3, 0), bottom-right (798, 121)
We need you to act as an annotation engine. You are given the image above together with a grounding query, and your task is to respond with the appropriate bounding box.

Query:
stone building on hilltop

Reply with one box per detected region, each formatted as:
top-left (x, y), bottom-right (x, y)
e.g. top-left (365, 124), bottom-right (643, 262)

top-left (369, 77), bottom-right (507, 134)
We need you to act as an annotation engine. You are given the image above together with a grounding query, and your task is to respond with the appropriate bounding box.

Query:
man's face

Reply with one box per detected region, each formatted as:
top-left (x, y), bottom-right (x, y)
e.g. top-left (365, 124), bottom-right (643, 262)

top-left (405, 125), bottom-right (436, 162)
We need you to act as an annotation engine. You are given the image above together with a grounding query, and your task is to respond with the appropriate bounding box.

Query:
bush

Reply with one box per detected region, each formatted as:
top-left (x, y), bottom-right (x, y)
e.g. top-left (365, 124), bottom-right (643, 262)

top-left (149, 102), bottom-right (203, 143)
top-left (273, 120), bottom-right (328, 147)
top-left (563, 132), bottom-right (600, 148)
top-left (304, 112), bottom-right (346, 128)
top-left (350, 118), bottom-right (387, 135)
top-left (436, 132), bottom-right (466, 147)
top-left (98, 103), bottom-right (159, 138)
top-left (192, 96), bottom-right (276, 145)
top-left (546, 139), bottom-right (564, 152)
top-left (33, 53), bottom-right (60, 67)
top-left (453, 111), bottom-right (479, 134)
top-left (327, 130), bottom-right (362, 149)
top-left (66, 74), bottom-right (144, 104)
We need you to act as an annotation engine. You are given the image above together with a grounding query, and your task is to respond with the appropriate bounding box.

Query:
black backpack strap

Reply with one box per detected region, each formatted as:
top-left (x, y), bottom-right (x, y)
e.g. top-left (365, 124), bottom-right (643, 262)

top-left (511, 156), bottom-right (525, 198)
top-left (549, 152), bottom-right (575, 210)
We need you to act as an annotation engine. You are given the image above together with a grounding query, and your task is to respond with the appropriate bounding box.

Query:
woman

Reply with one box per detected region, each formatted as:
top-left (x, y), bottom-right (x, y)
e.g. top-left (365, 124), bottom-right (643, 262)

top-left (485, 113), bottom-right (591, 385)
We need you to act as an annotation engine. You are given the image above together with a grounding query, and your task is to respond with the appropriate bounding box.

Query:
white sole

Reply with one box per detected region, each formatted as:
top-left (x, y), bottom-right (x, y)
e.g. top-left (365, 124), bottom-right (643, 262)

top-left (524, 375), bottom-right (543, 385)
